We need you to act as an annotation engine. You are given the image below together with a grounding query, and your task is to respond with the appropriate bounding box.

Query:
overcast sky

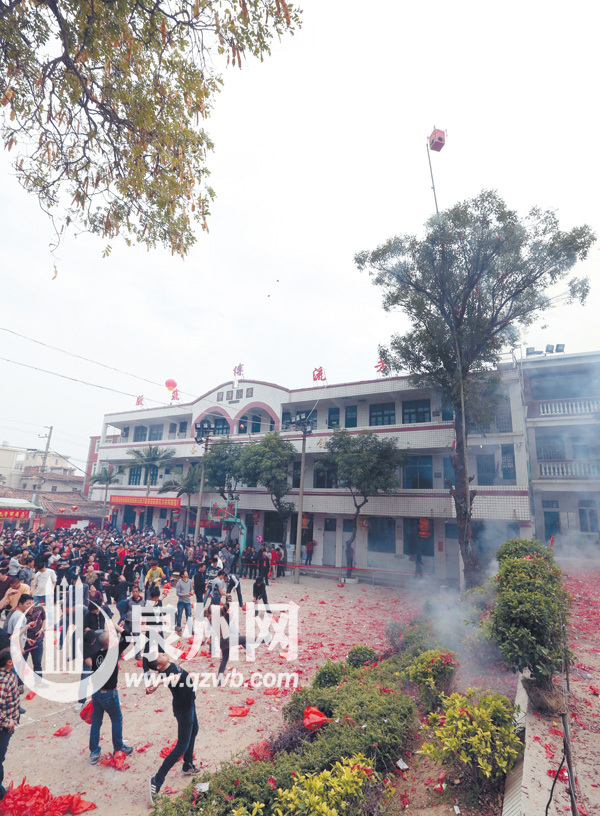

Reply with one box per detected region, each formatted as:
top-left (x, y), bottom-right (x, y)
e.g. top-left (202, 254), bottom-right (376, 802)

top-left (1, 0), bottom-right (599, 472)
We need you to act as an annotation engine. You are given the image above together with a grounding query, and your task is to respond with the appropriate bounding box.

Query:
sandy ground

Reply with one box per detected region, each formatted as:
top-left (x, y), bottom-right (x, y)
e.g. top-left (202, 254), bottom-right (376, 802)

top-left (3, 575), bottom-right (425, 815)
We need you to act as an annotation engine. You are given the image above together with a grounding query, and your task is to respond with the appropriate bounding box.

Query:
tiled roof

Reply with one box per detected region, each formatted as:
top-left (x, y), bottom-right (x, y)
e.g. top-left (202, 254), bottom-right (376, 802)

top-left (0, 488), bottom-right (103, 517)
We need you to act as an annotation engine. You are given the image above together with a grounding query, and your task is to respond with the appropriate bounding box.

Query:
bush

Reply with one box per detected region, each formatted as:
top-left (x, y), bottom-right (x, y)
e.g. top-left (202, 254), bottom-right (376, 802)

top-left (313, 660), bottom-right (345, 688)
top-left (346, 644), bottom-right (377, 668)
top-left (384, 620), bottom-right (404, 650)
top-left (398, 620), bottom-right (437, 657)
top-left (403, 648), bottom-right (459, 710)
top-left (423, 689), bottom-right (521, 786)
top-left (489, 589), bottom-right (565, 687)
top-left (462, 615), bottom-right (503, 667)
top-left (231, 755), bottom-right (392, 816)
top-left (496, 538), bottom-right (552, 564)
top-left (496, 555), bottom-right (564, 595)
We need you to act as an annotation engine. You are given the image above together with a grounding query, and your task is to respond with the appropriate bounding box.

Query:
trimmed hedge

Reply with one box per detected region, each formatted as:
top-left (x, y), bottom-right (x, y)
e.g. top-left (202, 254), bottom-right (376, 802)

top-left (495, 538), bottom-right (552, 564)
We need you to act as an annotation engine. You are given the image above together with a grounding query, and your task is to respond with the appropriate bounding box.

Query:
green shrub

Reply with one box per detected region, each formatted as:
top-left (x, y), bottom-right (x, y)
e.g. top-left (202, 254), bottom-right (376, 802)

top-left (384, 620), bottom-right (404, 650)
top-left (489, 588), bottom-right (564, 687)
top-left (496, 538), bottom-right (552, 564)
top-left (346, 644), bottom-right (377, 668)
top-left (462, 615), bottom-right (503, 667)
top-left (398, 620), bottom-right (437, 657)
top-left (313, 659), bottom-right (345, 688)
top-left (496, 555), bottom-right (564, 595)
top-left (231, 755), bottom-right (392, 816)
top-left (423, 689), bottom-right (521, 786)
top-left (403, 648), bottom-right (459, 710)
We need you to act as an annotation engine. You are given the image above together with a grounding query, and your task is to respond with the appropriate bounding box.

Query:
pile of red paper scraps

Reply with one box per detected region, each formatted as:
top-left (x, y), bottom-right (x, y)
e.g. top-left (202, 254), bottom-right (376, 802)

top-left (0, 779), bottom-right (96, 815)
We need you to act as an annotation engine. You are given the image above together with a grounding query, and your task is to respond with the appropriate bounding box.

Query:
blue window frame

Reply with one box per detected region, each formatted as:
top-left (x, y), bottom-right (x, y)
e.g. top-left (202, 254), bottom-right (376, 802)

top-left (404, 456), bottom-right (433, 489)
top-left (369, 402), bottom-right (395, 426)
top-left (328, 407), bottom-right (340, 429)
top-left (402, 399), bottom-right (431, 424)
top-left (149, 424), bottom-right (163, 441)
top-left (251, 415), bottom-right (261, 434)
top-left (133, 426), bottom-right (147, 443)
top-left (213, 417), bottom-right (230, 435)
top-left (345, 405), bottom-right (357, 428)
top-left (128, 466), bottom-right (142, 486)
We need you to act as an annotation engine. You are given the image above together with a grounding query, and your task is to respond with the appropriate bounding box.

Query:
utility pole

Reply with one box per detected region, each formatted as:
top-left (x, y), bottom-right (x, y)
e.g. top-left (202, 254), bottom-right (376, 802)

top-left (193, 421), bottom-right (213, 545)
top-left (31, 425), bottom-right (52, 531)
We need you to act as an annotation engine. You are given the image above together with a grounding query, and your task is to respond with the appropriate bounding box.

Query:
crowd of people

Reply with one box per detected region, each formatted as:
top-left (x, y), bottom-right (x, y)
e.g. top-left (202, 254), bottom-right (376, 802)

top-left (0, 522), bottom-right (287, 804)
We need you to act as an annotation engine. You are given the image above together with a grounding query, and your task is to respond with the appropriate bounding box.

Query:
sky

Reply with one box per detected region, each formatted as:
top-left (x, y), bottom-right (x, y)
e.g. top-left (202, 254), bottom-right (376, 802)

top-left (1, 0), bottom-right (599, 472)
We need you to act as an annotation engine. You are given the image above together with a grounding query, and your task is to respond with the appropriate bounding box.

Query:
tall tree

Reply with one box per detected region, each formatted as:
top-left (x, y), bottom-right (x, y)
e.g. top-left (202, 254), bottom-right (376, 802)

top-left (239, 432), bottom-right (296, 546)
top-left (356, 190), bottom-right (595, 586)
top-left (158, 463), bottom-right (202, 533)
top-left (126, 445), bottom-right (176, 497)
top-left (0, 0), bottom-right (301, 256)
top-left (87, 464), bottom-right (121, 525)
top-left (316, 430), bottom-right (406, 567)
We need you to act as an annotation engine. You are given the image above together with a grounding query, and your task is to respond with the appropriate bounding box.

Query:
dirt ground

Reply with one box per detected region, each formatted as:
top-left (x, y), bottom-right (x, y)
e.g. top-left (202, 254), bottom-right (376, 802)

top-left (3, 575), bottom-right (425, 815)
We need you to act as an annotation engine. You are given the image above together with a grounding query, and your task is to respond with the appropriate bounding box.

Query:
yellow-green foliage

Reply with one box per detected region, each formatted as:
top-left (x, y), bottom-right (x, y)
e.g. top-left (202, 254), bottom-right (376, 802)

top-left (232, 755), bottom-right (388, 816)
top-left (403, 648), bottom-right (459, 710)
top-left (423, 689), bottom-right (521, 783)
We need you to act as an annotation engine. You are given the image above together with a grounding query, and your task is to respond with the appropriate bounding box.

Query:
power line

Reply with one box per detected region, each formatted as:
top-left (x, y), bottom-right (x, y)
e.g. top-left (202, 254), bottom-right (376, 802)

top-left (0, 325), bottom-right (197, 398)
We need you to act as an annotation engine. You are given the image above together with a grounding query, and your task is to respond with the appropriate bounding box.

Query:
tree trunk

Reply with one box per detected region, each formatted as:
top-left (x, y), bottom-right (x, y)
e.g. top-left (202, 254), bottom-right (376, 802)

top-left (186, 495), bottom-right (191, 536)
top-left (451, 408), bottom-right (481, 587)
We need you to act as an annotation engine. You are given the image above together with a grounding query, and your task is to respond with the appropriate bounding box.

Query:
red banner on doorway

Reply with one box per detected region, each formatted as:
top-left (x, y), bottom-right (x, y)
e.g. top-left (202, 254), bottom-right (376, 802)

top-left (109, 495), bottom-right (181, 508)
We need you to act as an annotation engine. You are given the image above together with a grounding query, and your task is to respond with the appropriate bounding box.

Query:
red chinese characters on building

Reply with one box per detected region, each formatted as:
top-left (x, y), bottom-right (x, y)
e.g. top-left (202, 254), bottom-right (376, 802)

top-left (312, 367), bottom-right (326, 382)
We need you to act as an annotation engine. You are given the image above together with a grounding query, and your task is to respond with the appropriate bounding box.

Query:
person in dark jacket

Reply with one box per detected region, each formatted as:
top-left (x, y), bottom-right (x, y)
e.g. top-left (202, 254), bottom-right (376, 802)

top-left (146, 651), bottom-right (200, 803)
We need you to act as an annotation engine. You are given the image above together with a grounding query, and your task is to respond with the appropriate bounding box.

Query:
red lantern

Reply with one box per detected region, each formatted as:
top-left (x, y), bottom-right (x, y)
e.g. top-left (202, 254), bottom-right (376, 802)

top-left (71, 505), bottom-right (78, 512)
top-left (59, 507), bottom-right (65, 513)
top-left (418, 518), bottom-right (431, 538)
top-left (429, 127), bottom-right (445, 152)
top-left (165, 378), bottom-right (177, 392)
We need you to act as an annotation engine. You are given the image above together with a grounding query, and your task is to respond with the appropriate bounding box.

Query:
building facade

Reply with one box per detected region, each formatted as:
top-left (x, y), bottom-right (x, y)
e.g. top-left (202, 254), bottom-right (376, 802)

top-left (90, 369), bottom-right (533, 582)
top-left (522, 351), bottom-right (600, 548)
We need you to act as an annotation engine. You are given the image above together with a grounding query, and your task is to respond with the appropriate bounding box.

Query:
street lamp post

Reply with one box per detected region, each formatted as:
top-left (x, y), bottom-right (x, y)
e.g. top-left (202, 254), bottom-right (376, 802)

top-left (193, 421), bottom-right (213, 545)
top-left (284, 411), bottom-right (313, 585)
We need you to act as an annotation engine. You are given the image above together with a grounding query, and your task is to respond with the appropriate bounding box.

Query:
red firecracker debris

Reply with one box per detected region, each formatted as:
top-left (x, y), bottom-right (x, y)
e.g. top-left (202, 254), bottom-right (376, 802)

top-left (53, 724), bottom-right (72, 737)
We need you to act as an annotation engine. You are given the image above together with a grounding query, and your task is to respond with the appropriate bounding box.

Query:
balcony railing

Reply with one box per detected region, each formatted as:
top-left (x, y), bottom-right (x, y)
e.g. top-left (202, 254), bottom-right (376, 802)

top-left (538, 460), bottom-right (600, 478)
top-left (535, 398), bottom-right (600, 417)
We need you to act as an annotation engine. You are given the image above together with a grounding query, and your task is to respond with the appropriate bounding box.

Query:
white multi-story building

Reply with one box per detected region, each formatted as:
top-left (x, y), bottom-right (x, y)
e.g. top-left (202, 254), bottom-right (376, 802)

top-left (522, 350), bottom-right (600, 548)
top-left (90, 369), bottom-right (532, 582)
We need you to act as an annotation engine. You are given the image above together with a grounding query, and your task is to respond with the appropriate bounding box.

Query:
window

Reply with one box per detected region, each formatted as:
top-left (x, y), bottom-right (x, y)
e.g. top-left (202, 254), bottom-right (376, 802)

top-left (121, 426), bottom-right (129, 441)
top-left (324, 518), bottom-right (336, 532)
top-left (571, 437), bottom-right (588, 460)
top-left (133, 426), bottom-right (147, 443)
top-left (345, 405), bottom-right (357, 428)
top-left (443, 457), bottom-right (455, 487)
top-left (238, 415), bottom-right (248, 434)
top-left (328, 407), bottom-right (340, 429)
top-left (542, 499), bottom-right (559, 508)
top-left (476, 454), bottom-right (496, 486)
top-left (402, 399), bottom-right (431, 424)
top-left (95, 440), bottom-right (99, 452)
top-left (251, 415), bottom-right (261, 434)
top-left (149, 424), bottom-right (163, 441)
top-left (403, 517), bottom-right (434, 557)
top-left (128, 466), bottom-right (142, 485)
top-left (179, 421), bottom-right (187, 436)
top-left (292, 461), bottom-right (301, 489)
top-left (368, 517), bottom-right (396, 553)
top-left (579, 500), bottom-right (598, 533)
top-left (282, 411), bottom-right (292, 428)
top-left (270, 417), bottom-right (275, 431)
top-left (144, 466), bottom-right (158, 486)
top-left (314, 464), bottom-right (337, 489)
top-left (369, 402), bottom-right (395, 426)
top-left (441, 396), bottom-right (454, 421)
top-left (343, 519), bottom-right (355, 535)
top-left (51, 485), bottom-right (57, 492)
top-left (501, 444), bottom-right (516, 480)
top-left (404, 456), bottom-right (433, 489)
top-left (159, 509), bottom-right (168, 519)
top-left (263, 511), bottom-right (284, 543)
top-left (495, 411), bottom-right (513, 432)
top-left (536, 436), bottom-right (565, 461)
top-left (213, 417), bottom-right (230, 435)
top-left (169, 423), bottom-right (177, 438)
